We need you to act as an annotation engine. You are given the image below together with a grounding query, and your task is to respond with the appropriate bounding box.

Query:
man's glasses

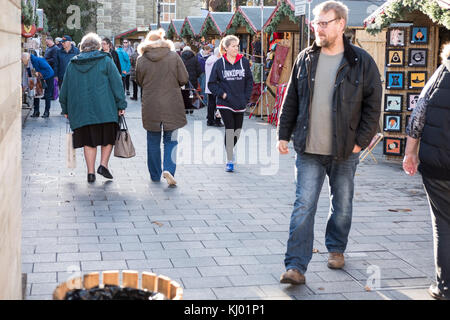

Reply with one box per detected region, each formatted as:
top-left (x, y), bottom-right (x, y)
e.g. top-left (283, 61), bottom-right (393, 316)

top-left (312, 18), bottom-right (339, 29)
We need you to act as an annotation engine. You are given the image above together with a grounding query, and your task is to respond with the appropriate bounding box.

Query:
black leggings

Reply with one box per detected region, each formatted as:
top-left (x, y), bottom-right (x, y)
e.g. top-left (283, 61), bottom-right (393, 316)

top-left (219, 109), bottom-right (244, 161)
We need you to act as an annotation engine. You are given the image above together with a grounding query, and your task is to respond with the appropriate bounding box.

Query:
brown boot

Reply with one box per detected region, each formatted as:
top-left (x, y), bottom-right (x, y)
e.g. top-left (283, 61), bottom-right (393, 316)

top-left (328, 252), bottom-right (345, 269)
top-left (280, 269), bottom-right (306, 285)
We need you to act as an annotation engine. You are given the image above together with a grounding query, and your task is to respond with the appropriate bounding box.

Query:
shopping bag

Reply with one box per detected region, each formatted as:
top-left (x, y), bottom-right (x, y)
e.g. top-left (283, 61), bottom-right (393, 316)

top-left (53, 78), bottom-right (59, 100)
top-left (114, 115), bottom-right (136, 158)
top-left (66, 122), bottom-right (76, 169)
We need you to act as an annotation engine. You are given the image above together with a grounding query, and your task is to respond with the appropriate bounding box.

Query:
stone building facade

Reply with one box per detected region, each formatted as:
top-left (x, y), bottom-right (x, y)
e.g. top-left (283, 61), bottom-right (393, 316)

top-left (96, 0), bottom-right (205, 39)
top-left (0, 0), bottom-right (22, 300)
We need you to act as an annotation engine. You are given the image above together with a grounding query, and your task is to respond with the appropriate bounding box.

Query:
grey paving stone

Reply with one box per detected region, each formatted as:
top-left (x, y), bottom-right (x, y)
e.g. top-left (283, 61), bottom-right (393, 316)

top-left (171, 257), bottom-right (218, 268)
top-left (57, 252), bottom-right (101, 262)
top-left (26, 272), bottom-right (57, 284)
top-left (186, 248), bottom-right (230, 258)
top-left (102, 251), bottom-right (145, 260)
top-left (78, 243), bottom-right (122, 252)
top-left (81, 260), bottom-right (128, 271)
top-left (181, 288), bottom-right (217, 300)
top-left (182, 276), bottom-right (233, 289)
top-left (212, 286), bottom-right (266, 299)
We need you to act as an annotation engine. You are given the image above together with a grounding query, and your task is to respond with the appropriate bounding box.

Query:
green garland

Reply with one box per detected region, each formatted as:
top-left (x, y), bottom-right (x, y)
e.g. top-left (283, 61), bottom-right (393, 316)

top-left (167, 23), bottom-right (176, 39)
top-left (21, 0), bottom-right (37, 26)
top-left (200, 16), bottom-right (220, 37)
top-left (366, 0), bottom-right (450, 35)
top-left (180, 21), bottom-right (195, 38)
top-left (265, 1), bottom-right (301, 34)
top-left (226, 11), bottom-right (255, 35)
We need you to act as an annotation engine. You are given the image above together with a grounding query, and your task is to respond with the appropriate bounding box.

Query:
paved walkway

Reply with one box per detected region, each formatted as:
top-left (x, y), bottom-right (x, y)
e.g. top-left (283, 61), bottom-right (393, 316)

top-left (22, 96), bottom-right (435, 300)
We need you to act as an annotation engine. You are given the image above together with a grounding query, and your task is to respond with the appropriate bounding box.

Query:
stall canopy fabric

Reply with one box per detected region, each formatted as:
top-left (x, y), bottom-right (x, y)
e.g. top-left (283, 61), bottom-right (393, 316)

top-left (181, 16), bottom-right (207, 38)
top-left (226, 6), bottom-right (276, 35)
top-left (364, 0), bottom-right (450, 34)
top-left (200, 12), bottom-right (234, 37)
top-left (167, 19), bottom-right (185, 38)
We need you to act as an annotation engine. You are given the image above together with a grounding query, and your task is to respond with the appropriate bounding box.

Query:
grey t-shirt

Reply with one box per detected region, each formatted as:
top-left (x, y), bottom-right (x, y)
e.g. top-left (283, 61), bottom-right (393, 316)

top-left (305, 51), bottom-right (344, 155)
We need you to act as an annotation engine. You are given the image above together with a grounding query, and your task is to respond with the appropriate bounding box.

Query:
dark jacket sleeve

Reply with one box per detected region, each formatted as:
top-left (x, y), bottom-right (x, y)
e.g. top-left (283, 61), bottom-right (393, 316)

top-left (177, 54), bottom-right (189, 87)
top-left (195, 58), bottom-right (203, 78)
top-left (54, 51), bottom-right (59, 78)
top-left (208, 61), bottom-right (225, 99)
top-left (244, 58), bottom-right (253, 104)
top-left (356, 54), bottom-right (382, 149)
top-left (44, 46), bottom-right (58, 69)
top-left (111, 50), bottom-right (122, 75)
top-left (277, 53), bottom-right (302, 141)
top-left (107, 58), bottom-right (127, 110)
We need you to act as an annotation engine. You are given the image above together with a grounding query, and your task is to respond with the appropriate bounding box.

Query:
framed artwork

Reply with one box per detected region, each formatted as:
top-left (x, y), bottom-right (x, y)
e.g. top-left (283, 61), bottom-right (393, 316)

top-left (386, 49), bottom-right (405, 67)
top-left (383, 137), bottom-right (404, 156)
top-left (407, 93), bottom-right (420, 111)
top-left (384, 94), bottom-right (403, 112)
top-left (408, 71), bottom-right (427, 89)
top-left (408, 48), bottom-right (427, 67)
top-left (387, 28), bottom-right (405, 47)
top-left (411, 27), bottom-right (428, 44)
top-left (384, 114), bottom-right (402, 132)
top-left (386, 72), bottom-right (404, 90)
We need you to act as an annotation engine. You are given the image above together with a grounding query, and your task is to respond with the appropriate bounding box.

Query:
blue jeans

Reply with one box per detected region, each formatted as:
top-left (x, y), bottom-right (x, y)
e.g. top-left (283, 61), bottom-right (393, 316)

top-left (34, 77), bottom-right (54, 113)
top-left (147, 130), bottom-right (178, 181)
top-left (285, 152), bottom-right (360, 274)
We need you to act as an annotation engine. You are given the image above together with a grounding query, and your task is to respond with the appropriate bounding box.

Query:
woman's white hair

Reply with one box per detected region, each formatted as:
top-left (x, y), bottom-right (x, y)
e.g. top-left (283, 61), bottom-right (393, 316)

top-left (80, 33), bottom-right (102, 52)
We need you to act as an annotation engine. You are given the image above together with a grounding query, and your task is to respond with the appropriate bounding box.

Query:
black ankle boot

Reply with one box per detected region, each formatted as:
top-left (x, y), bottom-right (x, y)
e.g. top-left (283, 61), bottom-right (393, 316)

top-left (42, 111), bottom-right (50, 118)
top-left (97, 165), bottom-right (113, 179)
top-left (87, 174), bottom-right (96, 183)
top-left (31, 111), bottom-right (40, 118)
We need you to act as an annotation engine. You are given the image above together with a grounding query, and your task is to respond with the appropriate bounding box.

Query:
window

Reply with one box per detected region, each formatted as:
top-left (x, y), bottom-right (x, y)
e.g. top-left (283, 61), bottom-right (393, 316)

top-left (159, 0), bottom-right (176, 23)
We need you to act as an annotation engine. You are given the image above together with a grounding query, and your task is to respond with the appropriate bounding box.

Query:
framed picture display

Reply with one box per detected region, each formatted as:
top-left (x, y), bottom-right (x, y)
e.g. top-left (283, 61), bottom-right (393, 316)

top-left (387, 28), bottom-right (405, 47)
top-left (407, 93), bottom-right (420, 111)
top-left (386, 49), bottom-right (405, 67)
top-left (408, 48), bottom-right (427, 67)
top-left (411, 27), bottom-right (428, 44)
top-left (386, 72), bottom-right (404, 90)
top-left (383, 137), bottom-right (404, 156)
top-left (408, 71), bottom-right (427, 89)
top-left (384, 94), bottom-right (403, 112)
top-left (384, 114), bottom-right (402, 132)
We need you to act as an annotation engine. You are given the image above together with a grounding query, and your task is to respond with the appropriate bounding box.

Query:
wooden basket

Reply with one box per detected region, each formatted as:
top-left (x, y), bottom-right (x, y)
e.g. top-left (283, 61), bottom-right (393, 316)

top-left (53, 270), bottom-right (183, 300)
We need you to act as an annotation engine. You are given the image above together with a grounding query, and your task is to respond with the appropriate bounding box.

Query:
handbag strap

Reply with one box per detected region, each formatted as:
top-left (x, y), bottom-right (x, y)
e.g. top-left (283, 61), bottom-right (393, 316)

top-left (119, 115), bottom-right (129, 130)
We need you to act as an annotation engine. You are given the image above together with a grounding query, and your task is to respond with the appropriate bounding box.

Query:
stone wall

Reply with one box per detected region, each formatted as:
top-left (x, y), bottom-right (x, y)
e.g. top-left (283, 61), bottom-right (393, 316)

top-left (0, 0), bottom-right (22, 300)
top-left (96, 0), bottom-right (204, 38)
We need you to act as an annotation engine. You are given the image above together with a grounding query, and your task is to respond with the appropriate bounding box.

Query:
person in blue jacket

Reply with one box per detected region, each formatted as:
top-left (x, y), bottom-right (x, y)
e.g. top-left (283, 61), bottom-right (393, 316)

top-left (208, 35), bottom-right (253, 172)
top-left (116, 46), bottom-right (131, 91)
top-left (22, 52), bottom-right (55, 118)
top-left (54, 35), bottom-right (80, 89)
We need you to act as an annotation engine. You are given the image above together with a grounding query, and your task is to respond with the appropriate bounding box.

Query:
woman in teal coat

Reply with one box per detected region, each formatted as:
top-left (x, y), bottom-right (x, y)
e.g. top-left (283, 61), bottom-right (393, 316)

top-left (60, 33), bottom-right (127, 183)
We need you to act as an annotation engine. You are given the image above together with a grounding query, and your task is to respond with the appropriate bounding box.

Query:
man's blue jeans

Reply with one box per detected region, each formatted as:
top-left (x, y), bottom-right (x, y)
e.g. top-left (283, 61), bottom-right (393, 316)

top-left (147, 130), bottom-right (178, 181)
top-left (285, 152), bottom-right (360, 274)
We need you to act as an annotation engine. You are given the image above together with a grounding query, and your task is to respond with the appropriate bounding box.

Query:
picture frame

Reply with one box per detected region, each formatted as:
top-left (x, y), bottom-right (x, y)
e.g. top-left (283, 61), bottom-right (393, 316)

top-left (383, 137), bottom-right (404, 156)
top-left (387, 28), bottom-right (405, 47)
top-left (386, 72), bottom-right (404, 90)
top-left (386, 49), bottom-right (405, 67)
top-left (384, 114), bottom-right (402, 132)
top-left (384, 94), bottom-right (403, 112)
top-left (408, 48), bottom-right (427, 67)
top-left (411, 26), bottom-right (428, 44)
top-left (407, 92), bottom-right (420, 111)
top-left (408, 71), bottom-right (427, 89)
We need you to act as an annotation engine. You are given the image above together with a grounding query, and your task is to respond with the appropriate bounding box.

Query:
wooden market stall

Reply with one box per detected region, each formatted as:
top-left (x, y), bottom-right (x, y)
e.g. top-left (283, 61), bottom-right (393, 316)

top-left (363, 0), bottom-right (450, 160)
top-left (199, 12), bottom-right (234, 47)
top-left (180, 16), bottom-right (207, 51)
top-left (166, 19), bottom-right (185, 41)
top-left (114, 27), bottom-right (149, 46)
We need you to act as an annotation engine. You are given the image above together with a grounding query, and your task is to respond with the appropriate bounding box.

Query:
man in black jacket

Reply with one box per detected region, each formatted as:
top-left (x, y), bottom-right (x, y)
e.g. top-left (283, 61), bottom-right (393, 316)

top-left (277, 1), bottom-right (381, 285)
top-left (44, 36), bottom-right (59, 73)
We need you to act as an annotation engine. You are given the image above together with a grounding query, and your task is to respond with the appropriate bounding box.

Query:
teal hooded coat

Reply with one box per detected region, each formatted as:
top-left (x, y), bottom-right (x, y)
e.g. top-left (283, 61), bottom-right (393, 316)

top-left (60, 51), bottom-right (127, 131)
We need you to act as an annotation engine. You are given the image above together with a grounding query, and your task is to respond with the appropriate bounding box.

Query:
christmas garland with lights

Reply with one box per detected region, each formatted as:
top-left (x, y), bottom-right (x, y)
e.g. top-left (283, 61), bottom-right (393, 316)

top-left (167, 23), bottom-right (176, 39)
top-left (200, 16), bottom-right (221, 38)
top-left (365, 0), bottom-right (450, 34)
top-left (264, 1), bottom-right (300, 34)
top-left (180, 21), bottom-right (196, 39)
top-left (21, 0), bottom-right (37, 26)
top-left (226, 11), bottom-right (256, 35)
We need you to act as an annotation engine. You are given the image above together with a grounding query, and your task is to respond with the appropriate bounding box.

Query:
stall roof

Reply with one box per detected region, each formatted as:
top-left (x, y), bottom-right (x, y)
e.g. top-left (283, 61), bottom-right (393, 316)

top-left (227, 6), bottom-right (276, 34)
top-left (181, 16), bottom-right (207, 37)
top-left (168, 19), bottom-right (185, 37)
top-left (364, 0), bottom-right (450, 33)
top-left (201, 12), bottom-right (234, 36)
top-left (150, 22), bottom-right (170, 32)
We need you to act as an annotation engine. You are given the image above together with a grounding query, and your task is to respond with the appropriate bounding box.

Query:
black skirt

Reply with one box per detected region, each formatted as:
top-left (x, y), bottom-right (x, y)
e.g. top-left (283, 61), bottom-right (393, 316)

top-left (73, 122), bottom-right (119, 149)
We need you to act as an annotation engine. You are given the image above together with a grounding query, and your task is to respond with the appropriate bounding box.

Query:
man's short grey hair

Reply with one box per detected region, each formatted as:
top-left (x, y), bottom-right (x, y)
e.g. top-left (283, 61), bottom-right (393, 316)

top-left (46, 36), bottom-right (53, 41)
top-left (80, 32), bottom-right (102, 52)
top-left (313, 0), bottom-right (348, 25)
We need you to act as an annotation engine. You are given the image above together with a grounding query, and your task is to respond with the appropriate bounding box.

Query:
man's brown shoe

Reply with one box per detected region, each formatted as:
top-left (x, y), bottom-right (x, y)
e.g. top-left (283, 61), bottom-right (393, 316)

top-left (327, 252), bottom-right (345, 269)
top-left (280, 269), bottom-right (306, 285)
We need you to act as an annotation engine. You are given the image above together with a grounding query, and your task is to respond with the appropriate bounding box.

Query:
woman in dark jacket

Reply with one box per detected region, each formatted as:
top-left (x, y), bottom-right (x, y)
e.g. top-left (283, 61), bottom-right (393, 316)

top-left (101, 37), bottom-right (122, 75)
top-left (181, 46), bottom-right (202, 90)
top-left (208, 35), bottom-right (253, 172)
top-left (60, 33), bottom-right (127, 183)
